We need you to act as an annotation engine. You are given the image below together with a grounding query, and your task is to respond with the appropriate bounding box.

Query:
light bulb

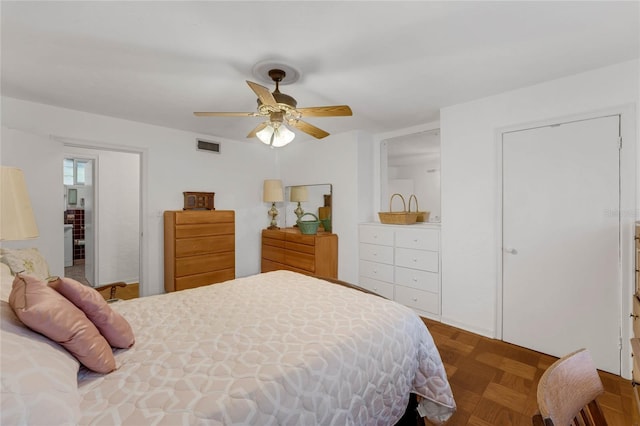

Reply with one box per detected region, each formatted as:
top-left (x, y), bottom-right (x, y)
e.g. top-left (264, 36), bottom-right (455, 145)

top-left (271, 124), bottom-right (295, 147)
top-left (256, 122), bottom-right (295, 147)
top-left (256, 125), bottom-right (274, 145)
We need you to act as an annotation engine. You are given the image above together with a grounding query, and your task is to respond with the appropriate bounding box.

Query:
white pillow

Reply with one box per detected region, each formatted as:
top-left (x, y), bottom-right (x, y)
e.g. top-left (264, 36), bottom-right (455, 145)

top-left (0, 263), bottom-right (13, 302)
top-left (0, 248), bottom-right (50, 280)
top-left (0, 300), bottom-right (81, 424)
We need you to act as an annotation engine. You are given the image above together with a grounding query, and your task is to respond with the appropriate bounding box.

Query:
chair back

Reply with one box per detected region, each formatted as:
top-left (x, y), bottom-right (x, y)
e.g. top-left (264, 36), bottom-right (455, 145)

top-left (532, 348), bottom-right (607, 426)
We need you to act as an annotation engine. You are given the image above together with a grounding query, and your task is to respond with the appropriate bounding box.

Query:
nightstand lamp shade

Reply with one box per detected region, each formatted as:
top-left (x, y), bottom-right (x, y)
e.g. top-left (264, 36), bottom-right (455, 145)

top-left (289, 186), bottom-right (308, 202)
top-left (263, 179), bottom-right (284, 203)
top-left (263, 179), bottom-right (283, 229)
top-left (290, 185), bottom-right (308, 222)
top-left (1, 167), bottom-right (39, 241)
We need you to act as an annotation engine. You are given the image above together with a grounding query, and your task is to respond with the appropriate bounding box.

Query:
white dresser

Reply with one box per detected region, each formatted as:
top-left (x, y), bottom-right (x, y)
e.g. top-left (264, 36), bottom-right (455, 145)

top-left (359, 222), bottom-right (441, 320)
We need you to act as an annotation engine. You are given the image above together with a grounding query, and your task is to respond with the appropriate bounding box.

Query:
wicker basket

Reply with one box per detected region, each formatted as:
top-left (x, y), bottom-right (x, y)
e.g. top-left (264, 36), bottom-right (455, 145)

top-left (378, 194), bottom-right (418, 225)
top-left (408, 194), bottom-right (430, 223)
top-left (297, 212), bottom-right (320, 235)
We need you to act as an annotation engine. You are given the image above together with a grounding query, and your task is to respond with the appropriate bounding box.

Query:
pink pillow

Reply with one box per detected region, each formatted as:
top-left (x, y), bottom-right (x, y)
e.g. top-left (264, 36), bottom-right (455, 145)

top-left (48, 277), bottom-right (134, 349)
top-left (8, 274), bottom-right (116, 373)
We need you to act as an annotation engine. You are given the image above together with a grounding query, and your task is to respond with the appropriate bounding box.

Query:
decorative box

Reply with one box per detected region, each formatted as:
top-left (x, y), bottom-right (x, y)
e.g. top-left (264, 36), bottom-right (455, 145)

top-left (183, 192), bottom-right (215, 210)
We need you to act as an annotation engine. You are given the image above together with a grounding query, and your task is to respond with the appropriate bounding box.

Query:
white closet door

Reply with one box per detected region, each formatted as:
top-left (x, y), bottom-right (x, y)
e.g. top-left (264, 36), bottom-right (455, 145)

top-left (502, 115), bottom-right (621, 374)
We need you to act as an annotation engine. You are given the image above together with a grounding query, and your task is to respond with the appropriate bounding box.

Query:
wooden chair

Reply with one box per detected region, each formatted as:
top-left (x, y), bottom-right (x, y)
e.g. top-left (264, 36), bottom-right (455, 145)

top-left (95, 281), bottom-right (127, 302)
top-left (532, 348), bottom-right (607, 426)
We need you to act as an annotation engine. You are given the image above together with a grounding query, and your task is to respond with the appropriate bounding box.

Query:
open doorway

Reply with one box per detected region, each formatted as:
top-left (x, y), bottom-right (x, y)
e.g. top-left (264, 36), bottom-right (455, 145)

top-left (62, 146), bottom-right (141, 292)
top-left (63, 156), bottom-right (95, 285)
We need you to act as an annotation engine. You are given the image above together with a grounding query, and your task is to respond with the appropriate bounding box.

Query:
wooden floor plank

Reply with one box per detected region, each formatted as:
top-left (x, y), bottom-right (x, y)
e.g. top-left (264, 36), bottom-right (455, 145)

top-left (422, 318), bottom-right (640, 426)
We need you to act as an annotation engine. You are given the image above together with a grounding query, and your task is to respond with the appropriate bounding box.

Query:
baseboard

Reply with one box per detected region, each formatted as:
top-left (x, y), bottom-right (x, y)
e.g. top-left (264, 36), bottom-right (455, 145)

top-left (439, 316), bottom-right (496, 339)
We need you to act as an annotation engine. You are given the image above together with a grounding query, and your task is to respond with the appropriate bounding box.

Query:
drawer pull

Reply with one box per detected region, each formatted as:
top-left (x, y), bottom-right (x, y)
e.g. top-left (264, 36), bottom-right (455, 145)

top-left (413, 239), bottom-right (418, 243)
top-left (373, 287), bottom-right (378, 292)
top-left (412, 297), bottom-right (418, 302)
top-left (413, 258), bottom-right (417, 262)
top-left (412, 277), bottom-right (418, 282)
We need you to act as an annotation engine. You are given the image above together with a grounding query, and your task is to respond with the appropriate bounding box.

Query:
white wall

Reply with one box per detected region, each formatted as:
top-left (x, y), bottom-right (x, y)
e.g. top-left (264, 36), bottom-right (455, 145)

top-left (1, 96), bottom-right (280, 296)
top-left (440, 59), bottom-right (638, 344)
top-left (0, 128), bottom-right (64, 276)
top-left (279, 130), bottom-right (374, 284)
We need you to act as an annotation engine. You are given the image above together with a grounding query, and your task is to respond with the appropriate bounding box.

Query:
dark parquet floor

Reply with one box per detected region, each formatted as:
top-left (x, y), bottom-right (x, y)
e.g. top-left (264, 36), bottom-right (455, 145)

top-left (422, 318), bottom-right (640, 426)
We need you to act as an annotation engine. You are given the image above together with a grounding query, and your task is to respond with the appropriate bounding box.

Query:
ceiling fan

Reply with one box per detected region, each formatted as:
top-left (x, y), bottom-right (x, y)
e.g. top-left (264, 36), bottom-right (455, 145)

top-left (194, 69), bottom-right (352, 147)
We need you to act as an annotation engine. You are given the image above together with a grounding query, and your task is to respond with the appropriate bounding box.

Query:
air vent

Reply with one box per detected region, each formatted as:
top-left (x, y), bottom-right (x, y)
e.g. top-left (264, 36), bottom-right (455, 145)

top-left (197, 139), bottom-right (221, 154)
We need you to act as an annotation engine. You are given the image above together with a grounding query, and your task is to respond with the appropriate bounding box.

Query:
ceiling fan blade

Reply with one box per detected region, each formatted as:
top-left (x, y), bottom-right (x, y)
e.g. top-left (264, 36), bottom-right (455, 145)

top-left (247, 122), bottom-right (268, 139)
top-left (246, 81), bottom-right (277, 106)
top-left (296, 105), bottom-right (353, 117)
top-left (194, 112), bottom-right (256, 117)
top-left (290, 120), bottom-right (330, 139)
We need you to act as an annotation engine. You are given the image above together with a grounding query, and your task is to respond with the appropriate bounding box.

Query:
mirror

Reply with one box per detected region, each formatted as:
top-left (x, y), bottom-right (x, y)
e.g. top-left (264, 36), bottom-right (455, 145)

top-left (382, 128), bottom-right (440, 222)
top-left (67, 188), bottom-right (78, 205)
top-left (284, 184), bottom-right (333, 229)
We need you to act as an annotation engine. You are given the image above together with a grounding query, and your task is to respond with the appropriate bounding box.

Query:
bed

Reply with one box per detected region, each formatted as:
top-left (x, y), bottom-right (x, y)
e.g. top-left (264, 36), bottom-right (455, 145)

top-left (1, 251), bottom-right (455, 425)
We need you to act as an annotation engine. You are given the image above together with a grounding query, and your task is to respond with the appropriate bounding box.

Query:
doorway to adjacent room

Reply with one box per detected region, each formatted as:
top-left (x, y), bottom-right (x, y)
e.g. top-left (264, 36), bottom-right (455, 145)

top-left (62, 146), bottom-right (141, 290)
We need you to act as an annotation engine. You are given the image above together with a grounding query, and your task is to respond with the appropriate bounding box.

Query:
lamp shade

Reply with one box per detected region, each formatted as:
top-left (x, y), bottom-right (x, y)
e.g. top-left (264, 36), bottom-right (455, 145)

top-left (263, 179), bottom-right (284, 203)
top-left (290, 185), bottom-right (308, 202)
top-left (1, 167), bottom-right (39, 240)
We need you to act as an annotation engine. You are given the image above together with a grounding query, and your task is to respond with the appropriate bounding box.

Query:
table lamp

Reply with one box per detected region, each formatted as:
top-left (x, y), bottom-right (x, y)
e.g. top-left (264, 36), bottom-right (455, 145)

top-left (290, 185), bottom-right (308, 222)
top-left (263, 179), bottom-right (283, 229)
top-left (1, 166), bottom-right (39, 241)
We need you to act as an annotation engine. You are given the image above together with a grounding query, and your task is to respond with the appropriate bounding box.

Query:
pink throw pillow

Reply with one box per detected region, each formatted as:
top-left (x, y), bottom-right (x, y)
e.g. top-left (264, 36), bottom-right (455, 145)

top-left (8, 274), bottom-right (116, 373)
top-left (48, 277), bottom-right (134, 349)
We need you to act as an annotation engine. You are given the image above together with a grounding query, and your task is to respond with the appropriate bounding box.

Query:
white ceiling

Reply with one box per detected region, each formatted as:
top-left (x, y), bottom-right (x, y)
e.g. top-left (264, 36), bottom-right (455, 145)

top-left (2, 1), bottom-right (638, 143)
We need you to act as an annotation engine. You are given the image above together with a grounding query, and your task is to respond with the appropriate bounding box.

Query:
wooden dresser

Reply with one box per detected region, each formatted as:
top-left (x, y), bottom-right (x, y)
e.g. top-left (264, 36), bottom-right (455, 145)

top-left (164, 210), bottom-right (235, 292)
top-left (261, 228), bottom-right (338, 279)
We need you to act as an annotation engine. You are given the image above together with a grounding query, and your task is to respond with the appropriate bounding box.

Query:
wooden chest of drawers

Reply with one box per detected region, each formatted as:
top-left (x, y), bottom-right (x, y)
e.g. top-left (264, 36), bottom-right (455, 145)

top-left (164, 210), bottom-right (235, 292)
top-left (261, 228), bottom-right (338, 279)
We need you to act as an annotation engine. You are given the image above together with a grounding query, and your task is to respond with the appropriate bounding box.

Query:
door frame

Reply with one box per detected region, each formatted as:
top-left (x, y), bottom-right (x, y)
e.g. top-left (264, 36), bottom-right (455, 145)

top-left (495, 104), bottom-right (636, 379)
top-left (54, 136), bottom-right (147, 296)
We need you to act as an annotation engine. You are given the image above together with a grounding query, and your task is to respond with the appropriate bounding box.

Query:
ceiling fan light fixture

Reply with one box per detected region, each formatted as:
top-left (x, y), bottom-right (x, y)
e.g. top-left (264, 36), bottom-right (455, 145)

top-left (194, 65), bottom-right (352, 142)
top-left (256, 122), bottom-right (295, 148)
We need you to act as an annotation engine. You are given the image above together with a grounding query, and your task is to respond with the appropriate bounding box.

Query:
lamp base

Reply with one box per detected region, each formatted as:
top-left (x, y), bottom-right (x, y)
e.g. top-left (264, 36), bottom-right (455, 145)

top-left (267, 202), bottom-right (279, 230)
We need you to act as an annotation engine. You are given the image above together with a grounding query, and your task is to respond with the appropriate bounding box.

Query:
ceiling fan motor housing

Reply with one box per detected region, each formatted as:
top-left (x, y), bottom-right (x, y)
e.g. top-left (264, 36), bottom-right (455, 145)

top-left (256, 69), bottom-right (297, 109)
top-left (256, 92), bottom-right (297, 109)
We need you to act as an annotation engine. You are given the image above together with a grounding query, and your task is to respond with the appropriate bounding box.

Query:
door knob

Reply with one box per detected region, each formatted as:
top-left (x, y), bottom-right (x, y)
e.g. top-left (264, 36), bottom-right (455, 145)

top-left (504, 248), bottom-right (518, 255)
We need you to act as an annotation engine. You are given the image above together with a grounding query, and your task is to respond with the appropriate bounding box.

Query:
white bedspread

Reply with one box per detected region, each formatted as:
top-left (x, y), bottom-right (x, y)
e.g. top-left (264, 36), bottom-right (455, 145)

top-left (78, 271), bottom-right (455, 425)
